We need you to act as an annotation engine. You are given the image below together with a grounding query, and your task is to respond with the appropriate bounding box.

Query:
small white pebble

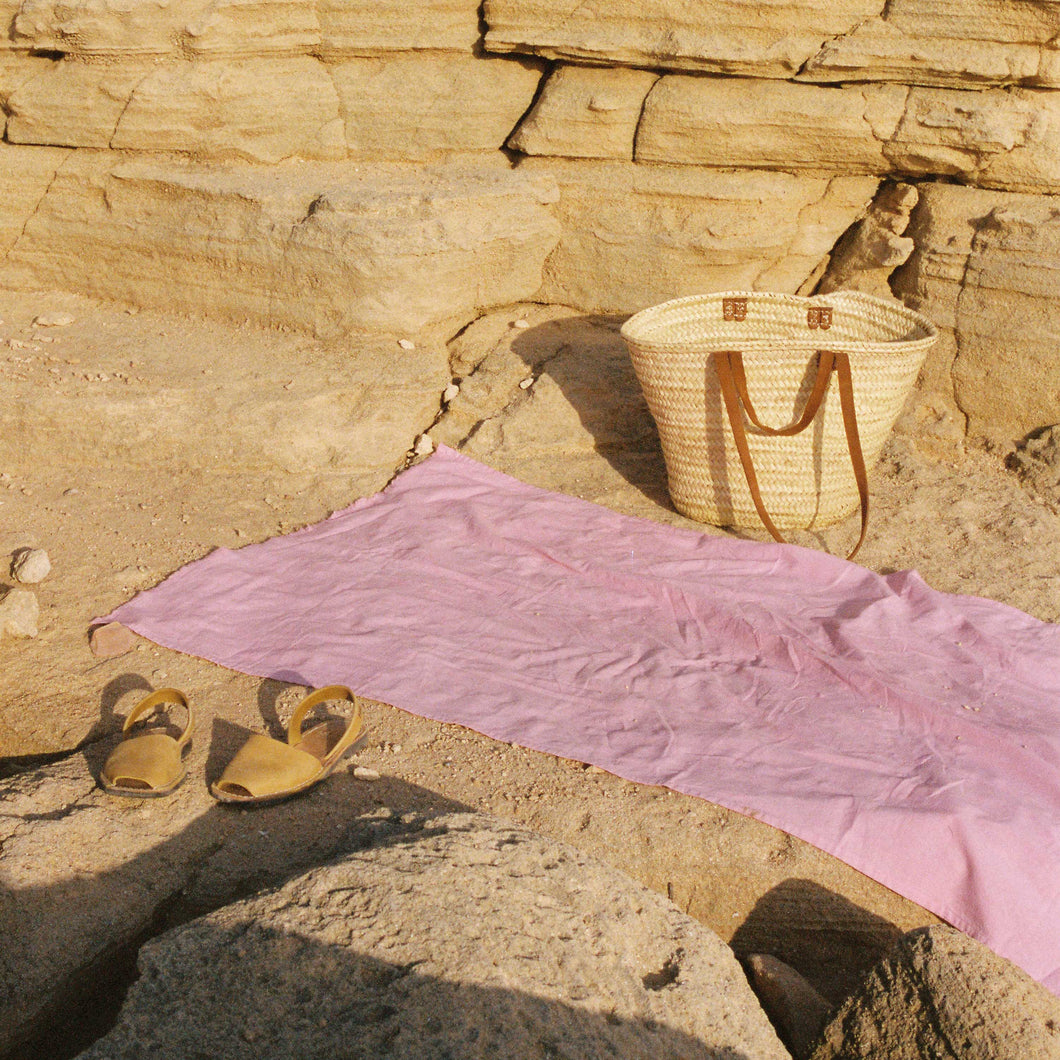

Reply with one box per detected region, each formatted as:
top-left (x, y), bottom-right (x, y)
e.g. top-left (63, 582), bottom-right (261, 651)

top-left (519, 376), bottom-right (534, 390)
top-left (414, 434), bottom-right (434, 457)
top-left (352, 766), bottom-right (381, 781)
top-left (33, 311), bottom-right (75, 327)
top-left (398, 338), bottom-right (415, 350)
top-left (513, 319), bottom-right (530, 329)
top-left (442, 383), bottom-right (460, 403)
top-left (12, 548), bottom-right (51, 584)
top-left (0, 588), bottom-right (39, 638)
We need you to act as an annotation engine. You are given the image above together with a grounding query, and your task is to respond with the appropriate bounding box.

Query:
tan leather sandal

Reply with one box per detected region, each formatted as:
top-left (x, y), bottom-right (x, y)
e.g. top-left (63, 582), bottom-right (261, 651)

top-left (100, 688), bottom-right (195, 798)
top-left (210, 685), bottom-right (367, 805)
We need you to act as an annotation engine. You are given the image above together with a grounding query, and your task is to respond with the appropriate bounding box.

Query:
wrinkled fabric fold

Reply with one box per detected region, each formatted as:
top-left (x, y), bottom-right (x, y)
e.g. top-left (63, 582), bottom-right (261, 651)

top-left (103, 445), bottom-right (1060, 994)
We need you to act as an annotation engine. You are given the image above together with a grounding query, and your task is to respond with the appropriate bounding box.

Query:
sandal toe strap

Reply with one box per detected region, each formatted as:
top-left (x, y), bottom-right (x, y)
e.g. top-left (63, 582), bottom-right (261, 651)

top-left (213, 734), bottom-right (323, 799)
top-left (102, 732), bottom-right (182, 790)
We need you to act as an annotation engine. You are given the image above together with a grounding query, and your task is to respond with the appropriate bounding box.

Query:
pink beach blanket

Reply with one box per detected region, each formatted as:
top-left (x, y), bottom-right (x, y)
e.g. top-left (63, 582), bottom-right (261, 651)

top-left (104, 445), bottom-right (1060, 993)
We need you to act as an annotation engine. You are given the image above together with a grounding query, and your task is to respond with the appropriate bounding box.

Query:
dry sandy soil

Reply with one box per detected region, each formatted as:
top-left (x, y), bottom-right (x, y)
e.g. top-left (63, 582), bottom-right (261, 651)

top-left (2, 286), bottom-right (1059, 1053)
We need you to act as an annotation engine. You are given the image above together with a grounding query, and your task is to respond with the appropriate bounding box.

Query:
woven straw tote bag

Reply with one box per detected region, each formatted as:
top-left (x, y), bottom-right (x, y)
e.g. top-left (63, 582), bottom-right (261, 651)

top-left (621, 290), bottom-right (937, 558)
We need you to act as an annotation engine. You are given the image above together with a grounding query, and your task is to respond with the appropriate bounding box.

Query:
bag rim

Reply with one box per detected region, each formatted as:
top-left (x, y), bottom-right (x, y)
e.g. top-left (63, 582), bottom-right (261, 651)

top-left (620, 289), bottom-right (938, 355)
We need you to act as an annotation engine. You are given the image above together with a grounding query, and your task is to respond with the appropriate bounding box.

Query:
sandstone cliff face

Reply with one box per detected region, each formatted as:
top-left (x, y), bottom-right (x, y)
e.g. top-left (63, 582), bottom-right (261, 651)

top-left (892, 184), bottom-right (1060, 446)
top-left (484, 0), bottom-right (1060, 87)
top-left (0, 0), bottom-right (1057, 440)
top-left (1, 9), bottom-right (1059, 1057)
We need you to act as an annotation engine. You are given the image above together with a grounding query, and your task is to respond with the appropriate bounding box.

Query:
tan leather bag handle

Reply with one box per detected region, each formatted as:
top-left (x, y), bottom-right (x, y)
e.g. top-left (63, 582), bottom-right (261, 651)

top-left (715, 348), bottom-right (869, 560)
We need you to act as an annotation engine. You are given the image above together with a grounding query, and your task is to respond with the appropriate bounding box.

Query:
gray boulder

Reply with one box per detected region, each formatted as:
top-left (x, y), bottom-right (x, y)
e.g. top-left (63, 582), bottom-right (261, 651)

top-left (78, 812), bottom-right (791, 1060)
top-left (809, 925), bottom-right (1060, 1059)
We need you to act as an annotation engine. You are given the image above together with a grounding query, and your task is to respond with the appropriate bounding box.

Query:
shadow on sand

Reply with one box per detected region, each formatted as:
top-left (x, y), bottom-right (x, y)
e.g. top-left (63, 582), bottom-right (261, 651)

top-left (2, 649), bottom-right (909, 1060)
top-left (0, 675), bottom-right (788, 1060)
top-left (503, 312), bottom-right (860, 554)
top-left (0, 676), bottom-right (462, 1059)
top-left (731, 878), bottom-right (903, 1006)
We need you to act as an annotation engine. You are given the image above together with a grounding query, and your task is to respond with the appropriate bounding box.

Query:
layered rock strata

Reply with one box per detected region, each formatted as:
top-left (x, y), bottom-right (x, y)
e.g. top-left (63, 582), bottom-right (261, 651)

top-left (519, 160), bottom-right (880, 313)
top-left (484, 0), bottom-right (1060, 87)
top-left (4, 53), bottom-right (543, 163)
top-left (0, 147), bottom-right (561, 338)
top-left (1, 0), bottom-right (1060, 433)
top-left (6, 0), bottom-right (485, 56)
top-left (511, 66), bottom-right (1060, 195)
top-left (892, 183), bottom-right (1060, 446)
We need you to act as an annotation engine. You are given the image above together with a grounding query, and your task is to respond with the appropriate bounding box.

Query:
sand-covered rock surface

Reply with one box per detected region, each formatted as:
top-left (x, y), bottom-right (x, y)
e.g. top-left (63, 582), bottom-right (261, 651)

top-left (2, 287), bottom-right (1059, 1057)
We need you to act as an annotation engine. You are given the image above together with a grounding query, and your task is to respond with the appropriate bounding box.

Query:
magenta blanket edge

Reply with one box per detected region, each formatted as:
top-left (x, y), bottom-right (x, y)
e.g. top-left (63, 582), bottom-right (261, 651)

top-left (102, 444), bottom-right (1060, 995)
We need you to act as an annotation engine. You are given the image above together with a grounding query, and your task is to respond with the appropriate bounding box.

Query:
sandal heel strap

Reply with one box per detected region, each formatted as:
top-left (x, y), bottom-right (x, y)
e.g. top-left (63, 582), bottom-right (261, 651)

top-left (123, 688), bottom-right (194, 747)
top-left (288, 685), bottom-right (355, 744)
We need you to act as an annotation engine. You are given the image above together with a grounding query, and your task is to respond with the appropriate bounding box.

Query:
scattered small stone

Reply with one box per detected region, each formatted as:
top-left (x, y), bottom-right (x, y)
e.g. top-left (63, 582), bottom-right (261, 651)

top-left (513, 318), bottom-right (531, 329)
top-left (519, 376), bottom-right (534, 389)
top-left (398, 338), bottom-right (416, 350)
top-left (587, 764), bottom-right (607, 775)
top-left (414, 433), bottom-right (434, 457)
top-left (442, 383), bottom-right (460, 403)
top-left (33, 311), bottom-right (75, 327)
top-left (11, 547), bottom-right (51, 584)
top-left (352, 766), bottom-right (381, 781)
top-left (89, 621), bottom-right (139, 658)
top-left (745, 953), bottom-right (832, 1059)
top-left (115, 565), bottom-right (154, 590)
top-left (0, 588), bottom-right (40, 638)
top-left (8, 339), bottom-right (39, 351)
top-left (63, 487), bottom-right (80, 496)
top-left (1006, 423), bottom-right (1060, 509)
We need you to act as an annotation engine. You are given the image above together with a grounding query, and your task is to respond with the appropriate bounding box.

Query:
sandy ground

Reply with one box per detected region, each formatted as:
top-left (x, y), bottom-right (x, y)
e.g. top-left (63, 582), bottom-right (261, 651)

top-left (2, 287), bottom-right (1059, 1049)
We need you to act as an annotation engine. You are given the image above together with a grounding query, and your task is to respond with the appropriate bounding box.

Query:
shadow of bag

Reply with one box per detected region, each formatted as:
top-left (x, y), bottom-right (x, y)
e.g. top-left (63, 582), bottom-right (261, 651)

top-left (621, 290), bottom-right (937, 559)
